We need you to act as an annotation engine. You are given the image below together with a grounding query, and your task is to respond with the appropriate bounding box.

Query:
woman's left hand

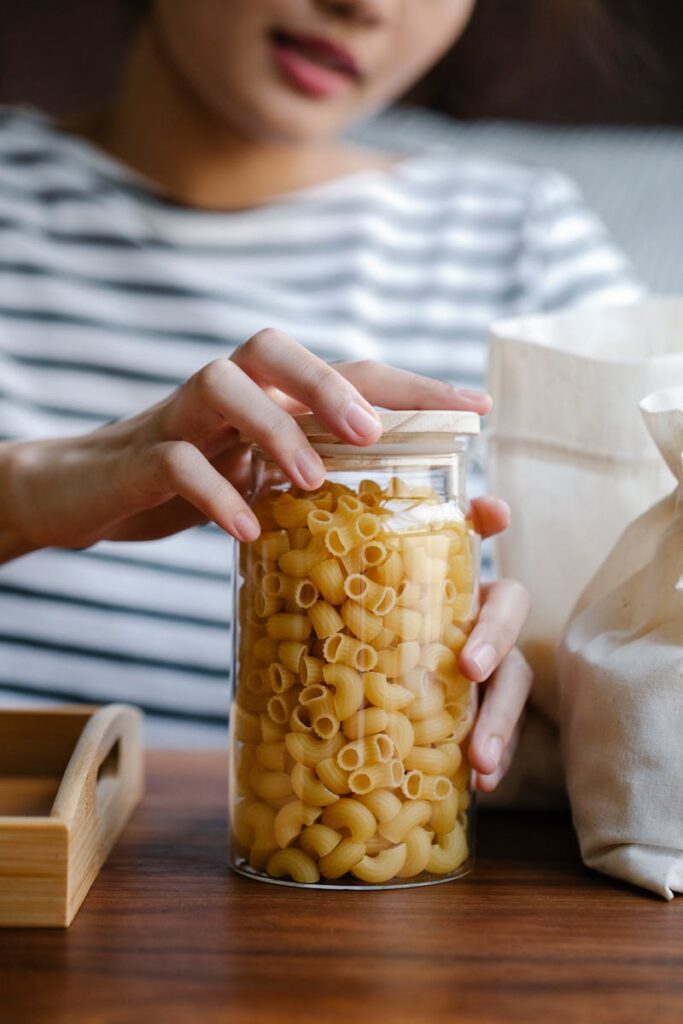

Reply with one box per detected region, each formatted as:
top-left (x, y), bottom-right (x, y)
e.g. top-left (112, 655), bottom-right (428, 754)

top-left (328, 360), bottom-right (533, 796)
top-left (333, 360), bottom-right (532, 795)
top-left (458, 494), bottom-right (532, 793)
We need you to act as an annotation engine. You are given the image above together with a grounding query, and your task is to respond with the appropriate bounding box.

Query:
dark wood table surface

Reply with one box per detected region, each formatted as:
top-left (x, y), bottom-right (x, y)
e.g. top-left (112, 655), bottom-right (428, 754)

top-left (1, 751), bottom-right (681, 1024)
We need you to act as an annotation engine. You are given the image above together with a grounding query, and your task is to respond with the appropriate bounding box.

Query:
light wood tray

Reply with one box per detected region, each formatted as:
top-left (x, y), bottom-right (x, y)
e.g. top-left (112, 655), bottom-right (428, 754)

top-left (0, 704), bottom-right (144, 928)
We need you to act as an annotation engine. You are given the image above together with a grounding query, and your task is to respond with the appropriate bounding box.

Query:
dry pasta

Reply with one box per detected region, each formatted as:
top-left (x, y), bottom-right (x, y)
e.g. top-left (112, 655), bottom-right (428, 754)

top-left (340, 600), bottom-right (384, 643)
top-left (344, 574), bottom-right (396, 616)
top-left (291, 764), bottom-right (339, 807)
top-left (356, 788), bottom-right (402, 824)
top-left (268, 662), bottom-right (297, 694)
top-left (309, 559), bottom-right (346, 605)
top-left (266, 614), bottom-right (312, 642)
top-left (323, 632), bottom-right (377, 672)
top-left (367, 550), bottom-right (404, 588)
top-left (284, 732), bottom-right (343, 767)
top-left (267, 688), bottom-right (301, 726)
top-left (342, 708), bottom-right (389, 740)
top-left (308, 600), bottom-right (345, 639)
top-left (231, 472), bottom-right (478, 885)
top-left (379, 800), bottom-right (432, 844)
top-left (322, 664), bottom-right (364, 721)
top-left (255, 741), bottom-right (287, 772)
top-left (300, 823), bottom-right (343, 858)
top-left (348, 759), bottom-right (404, 795)
top-left (337, 734), bottom-right (394, 770)
top-left (289, 526), bottom-right (312, 550)
top-left (426, 823), bottom-right (468, 874)
top-left (412, 710), bottom-right (456, 746)
top-left (351, 844), bottom-right (407, 884)
top-left (405, 744), bottom-right (458, 775)
top-left (316, 757), bottom-right (351, 796)
top-left (396, 826), bottom-right (434, 878)
top-left (369, 626), bottom-right (396, 652)
top-left (375, 641), bottom-right (421, 678)
top-left (300, 656), bottom-right (325, 685)
top-left (429, 789), bottom-right (459, 835)
top-left (405, 682), bottom-right (446, 721)
top-left (319, 838), bottom-right (366, 880)
top-left (363, 673), bottom-right (416, 713)
top-left (278, 537), bottom-right (326, 577)
top-left (253, 636), bottom-right (279, 664)
top-left (260, 714), bottom-right (286, 743)
top-left (272, 495), bottom-right (317, 529)
top-left (267, 848), bottom-right (320, 883)
top-left (289, 705), bottom-right (313, 734)
top-left (384, 712), bottom-right (415, 760)
top-left (273, 800), bottom-right (322, 848)
top-left (321, 798), bottom-right (377, 843)
top-left (364, 833), bottom-right (394, 855)
top-left (249, 765), bottom-right (294, 803)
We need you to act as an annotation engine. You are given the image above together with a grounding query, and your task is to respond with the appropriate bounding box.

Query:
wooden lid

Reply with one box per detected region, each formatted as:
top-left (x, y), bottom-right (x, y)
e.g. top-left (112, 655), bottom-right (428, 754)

top-left (296, 410), bottom-right (480, 446)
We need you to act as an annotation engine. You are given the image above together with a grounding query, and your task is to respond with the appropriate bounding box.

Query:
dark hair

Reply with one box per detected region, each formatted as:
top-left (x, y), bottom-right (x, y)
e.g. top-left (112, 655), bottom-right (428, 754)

top-left (125, 0), bottom-right (152, 17)
top-left (406, 0), bottom-right (670, 125)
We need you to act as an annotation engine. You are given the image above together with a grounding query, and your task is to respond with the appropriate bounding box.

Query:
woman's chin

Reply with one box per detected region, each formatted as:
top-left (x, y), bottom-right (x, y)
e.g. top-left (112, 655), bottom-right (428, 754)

top-left (208, 83), bottom-right (366, 146)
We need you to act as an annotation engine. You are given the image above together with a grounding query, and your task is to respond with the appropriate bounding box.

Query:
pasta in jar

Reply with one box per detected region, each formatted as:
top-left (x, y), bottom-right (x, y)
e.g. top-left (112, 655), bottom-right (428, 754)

top-left (229, 411), bottom-right (480, 888)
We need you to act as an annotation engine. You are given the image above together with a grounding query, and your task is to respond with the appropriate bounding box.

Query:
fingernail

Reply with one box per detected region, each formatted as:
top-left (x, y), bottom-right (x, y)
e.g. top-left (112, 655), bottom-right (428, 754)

top-left (484, 735), bottom-right (504, 768)
top-left (234, 511), bottom-right (260, 543)
top-left (345, 401), bottom-right (381, 440)
top-left (295, 447), bottom-right (325, 488)
top-left (469, 643), bottom-right (496, 678)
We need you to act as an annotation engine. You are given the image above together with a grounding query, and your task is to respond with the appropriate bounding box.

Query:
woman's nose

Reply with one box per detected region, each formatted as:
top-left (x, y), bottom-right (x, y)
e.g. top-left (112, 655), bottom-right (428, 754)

top-left (313, 0), bottom-right (393, 27)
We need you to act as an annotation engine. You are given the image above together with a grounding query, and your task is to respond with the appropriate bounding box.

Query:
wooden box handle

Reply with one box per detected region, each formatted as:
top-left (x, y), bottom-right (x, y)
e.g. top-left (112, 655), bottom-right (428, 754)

top-left (51, 703), bottom-right (143, 829)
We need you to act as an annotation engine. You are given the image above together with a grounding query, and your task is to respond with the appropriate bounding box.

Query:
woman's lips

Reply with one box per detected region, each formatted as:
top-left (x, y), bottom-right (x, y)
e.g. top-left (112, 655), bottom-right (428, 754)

top-left (269, 29), bottom-right (361, 99)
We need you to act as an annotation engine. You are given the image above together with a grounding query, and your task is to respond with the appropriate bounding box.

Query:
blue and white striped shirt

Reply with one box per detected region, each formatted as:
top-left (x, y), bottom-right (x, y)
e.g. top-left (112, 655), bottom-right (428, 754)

top-left (0, 107), bottom-right (641, 744)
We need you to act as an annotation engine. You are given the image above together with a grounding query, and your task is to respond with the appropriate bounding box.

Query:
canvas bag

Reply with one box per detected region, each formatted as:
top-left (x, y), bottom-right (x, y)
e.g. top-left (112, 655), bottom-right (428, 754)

top-left (558, 388), bottom-right (683, 899)
top-left (486, 299), bottom-right (683, 724)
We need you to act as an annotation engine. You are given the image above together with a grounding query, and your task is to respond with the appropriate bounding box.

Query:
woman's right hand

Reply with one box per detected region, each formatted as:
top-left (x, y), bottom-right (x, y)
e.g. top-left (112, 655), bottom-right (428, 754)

top-left (1, 328), bottom-right (491, 561)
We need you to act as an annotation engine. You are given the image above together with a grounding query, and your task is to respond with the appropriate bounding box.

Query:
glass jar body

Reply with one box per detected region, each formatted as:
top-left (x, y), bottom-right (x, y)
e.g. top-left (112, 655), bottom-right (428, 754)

top-left (229, 447), bottom-right (479, 889)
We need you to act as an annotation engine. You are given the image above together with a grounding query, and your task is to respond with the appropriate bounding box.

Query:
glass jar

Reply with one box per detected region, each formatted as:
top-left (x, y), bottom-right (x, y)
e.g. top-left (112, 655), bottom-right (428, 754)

top-left (229, 411), bottom-right (480, 889)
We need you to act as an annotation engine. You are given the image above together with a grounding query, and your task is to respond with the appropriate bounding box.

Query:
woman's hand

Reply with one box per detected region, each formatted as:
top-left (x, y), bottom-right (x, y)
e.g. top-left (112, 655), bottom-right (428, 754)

top-left (458, 498), bottom-right (532, 793)
top-left (1, 328), bottom-right (490, 557)
top-left (0, 327), bottom-right (531, 791)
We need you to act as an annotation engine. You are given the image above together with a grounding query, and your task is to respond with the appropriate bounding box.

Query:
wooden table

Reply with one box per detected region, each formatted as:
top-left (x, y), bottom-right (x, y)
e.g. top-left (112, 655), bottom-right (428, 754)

top-left (1, 751), bottom-right (681, 1024)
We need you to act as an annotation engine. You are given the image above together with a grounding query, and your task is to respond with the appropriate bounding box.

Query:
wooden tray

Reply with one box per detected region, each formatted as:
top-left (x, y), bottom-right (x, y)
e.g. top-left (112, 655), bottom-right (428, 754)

top-left (0, 704), bottom-right (144, 927)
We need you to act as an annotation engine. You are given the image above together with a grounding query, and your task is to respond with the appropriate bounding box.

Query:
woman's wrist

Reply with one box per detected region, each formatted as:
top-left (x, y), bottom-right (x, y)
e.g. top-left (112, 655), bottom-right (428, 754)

top-left (0, 441), bottom-right (41, 563)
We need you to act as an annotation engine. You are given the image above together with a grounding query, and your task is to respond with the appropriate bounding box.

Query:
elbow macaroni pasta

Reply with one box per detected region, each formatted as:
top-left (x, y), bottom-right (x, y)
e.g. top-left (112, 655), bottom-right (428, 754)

top-left (231, 473), bottom-right (477, 885)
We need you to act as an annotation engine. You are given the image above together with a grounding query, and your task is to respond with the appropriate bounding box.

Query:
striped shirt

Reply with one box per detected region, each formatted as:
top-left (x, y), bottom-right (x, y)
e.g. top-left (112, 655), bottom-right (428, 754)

top-left (0, 107), bottom-right (641, 745)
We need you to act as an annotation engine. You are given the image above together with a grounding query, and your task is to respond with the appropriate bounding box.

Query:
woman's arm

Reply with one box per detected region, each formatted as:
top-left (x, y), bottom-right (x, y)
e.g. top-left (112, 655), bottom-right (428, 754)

top-left (0, 327), bottom-right (528, 792)
top-left (0, 442), bottom-right (37, 562)
top-left (0, 328), bottom-right (491, 558)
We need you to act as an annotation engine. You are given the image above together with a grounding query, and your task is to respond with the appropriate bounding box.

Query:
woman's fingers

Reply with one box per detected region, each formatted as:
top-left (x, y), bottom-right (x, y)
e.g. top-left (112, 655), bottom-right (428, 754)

top-left (108, 444), bottom-right (252, 542)
top-left (159, 335), bottom-right (499, 531)
top-left (141, 441), bottom-right (261, 541)
top-left (169, 357), bottom-right (330, 491)
top-left (472, 719), bottom-right (525, 793)
top-left (334, 359), bottom-right (493, 416)
top-left (234, 334), bottom-right (492, 439)
top-left (470, 496), bottom-right (511, 539)
top-left (468, 648), bottom-right (532, 783)
top-left (459, 578), bottom-right (530, 683)
top-left (231, 330), bottom-right (383, 445)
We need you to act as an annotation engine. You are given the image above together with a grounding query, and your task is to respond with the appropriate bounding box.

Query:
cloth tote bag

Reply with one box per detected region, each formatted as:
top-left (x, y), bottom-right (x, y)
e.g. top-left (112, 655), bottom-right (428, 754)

top-left (558, 388), bottom-right (683, 899)
top-left (486, 299), bottom-right (683, 724)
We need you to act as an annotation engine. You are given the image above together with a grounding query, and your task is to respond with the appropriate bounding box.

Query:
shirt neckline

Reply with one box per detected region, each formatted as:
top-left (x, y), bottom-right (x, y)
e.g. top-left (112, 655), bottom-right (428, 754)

top-left (17, 106), bottom-right (435, 213)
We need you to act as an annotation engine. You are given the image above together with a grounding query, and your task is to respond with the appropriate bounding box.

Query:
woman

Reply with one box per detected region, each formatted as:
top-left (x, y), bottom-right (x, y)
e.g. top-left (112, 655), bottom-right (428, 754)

top-left (0, 1), bottom-right (640, 779)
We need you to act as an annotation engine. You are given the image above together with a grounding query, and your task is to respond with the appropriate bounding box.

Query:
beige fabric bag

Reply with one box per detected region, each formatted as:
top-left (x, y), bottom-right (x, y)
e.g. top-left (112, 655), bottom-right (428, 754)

top-left (558, 388), bottom-right (683, 898)
top-left (487, 299), bottom-right (683, 723)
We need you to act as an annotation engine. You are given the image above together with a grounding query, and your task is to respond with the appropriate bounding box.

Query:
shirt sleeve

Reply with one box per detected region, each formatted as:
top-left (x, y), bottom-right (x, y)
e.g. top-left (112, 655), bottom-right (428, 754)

top-left (519, 169), bottom-right (646, 313)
